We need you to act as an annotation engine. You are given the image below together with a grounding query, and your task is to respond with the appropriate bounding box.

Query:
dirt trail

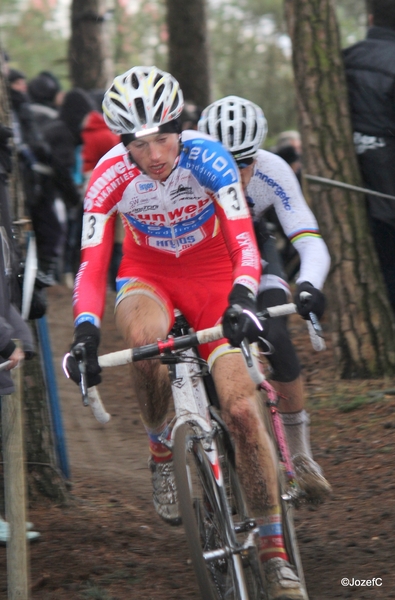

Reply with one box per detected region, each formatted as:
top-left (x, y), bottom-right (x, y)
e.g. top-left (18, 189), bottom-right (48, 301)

top-left (1, 283), bottom-right (395, 599)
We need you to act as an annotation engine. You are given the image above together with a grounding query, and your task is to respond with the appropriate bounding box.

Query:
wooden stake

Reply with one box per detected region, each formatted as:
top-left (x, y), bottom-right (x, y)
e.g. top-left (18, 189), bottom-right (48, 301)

top-left (2, 344), bottom-right (30, 599)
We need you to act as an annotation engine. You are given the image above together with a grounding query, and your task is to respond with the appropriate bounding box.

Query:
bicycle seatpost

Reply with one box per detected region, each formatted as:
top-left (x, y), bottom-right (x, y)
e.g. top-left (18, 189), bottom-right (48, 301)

top-left (72, 343), bottom-right (89, 406)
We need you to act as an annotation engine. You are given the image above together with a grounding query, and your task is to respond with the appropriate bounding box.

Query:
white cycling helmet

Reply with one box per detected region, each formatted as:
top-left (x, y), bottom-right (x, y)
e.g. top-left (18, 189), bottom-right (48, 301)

top-left (198, 95), bottom-right (267, 161)
top-left (102, 65), bottom-right (184, 143)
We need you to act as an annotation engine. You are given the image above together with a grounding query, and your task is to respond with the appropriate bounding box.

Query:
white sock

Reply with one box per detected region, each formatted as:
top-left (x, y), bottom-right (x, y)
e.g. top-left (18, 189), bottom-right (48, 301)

top-left (281, 409), bottom-right (312, 459)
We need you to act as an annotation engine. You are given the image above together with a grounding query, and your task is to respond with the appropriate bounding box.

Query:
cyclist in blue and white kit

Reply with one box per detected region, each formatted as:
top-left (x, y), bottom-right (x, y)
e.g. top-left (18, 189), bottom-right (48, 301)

top-left (199, 96), bottom-right (332, 502)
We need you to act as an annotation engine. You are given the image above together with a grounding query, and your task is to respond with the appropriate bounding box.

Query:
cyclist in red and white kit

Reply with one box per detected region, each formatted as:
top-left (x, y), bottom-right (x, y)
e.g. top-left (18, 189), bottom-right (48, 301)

top-left (198, 96), bottom-right (332, 503)
top-left (66, 66), bottom-right (308, 600)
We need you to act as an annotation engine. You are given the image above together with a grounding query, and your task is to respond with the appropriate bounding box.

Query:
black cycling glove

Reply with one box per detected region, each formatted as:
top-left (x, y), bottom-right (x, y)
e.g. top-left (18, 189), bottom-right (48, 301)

top-left (294, 281), bottom-right (326, 320)
top-left (65, 322), bottom-right (102, 387)
top-left (222, 284), bottom-right (263, 348)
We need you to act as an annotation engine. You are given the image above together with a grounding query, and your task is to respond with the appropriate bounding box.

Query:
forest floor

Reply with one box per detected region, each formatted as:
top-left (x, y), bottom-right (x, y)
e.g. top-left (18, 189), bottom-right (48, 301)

top-left (1, 282), bottom-right (395, 600)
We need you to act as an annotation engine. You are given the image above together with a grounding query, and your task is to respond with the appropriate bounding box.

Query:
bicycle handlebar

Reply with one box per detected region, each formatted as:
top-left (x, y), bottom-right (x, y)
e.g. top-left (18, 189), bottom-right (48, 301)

top-left (98, 302), bottom-right (324, 369)
top-left (70, 302), bottom-right (325, 423)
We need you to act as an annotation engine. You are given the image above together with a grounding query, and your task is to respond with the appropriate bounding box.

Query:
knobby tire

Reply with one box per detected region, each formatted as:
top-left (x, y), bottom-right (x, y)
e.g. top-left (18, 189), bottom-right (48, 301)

top-left (173, 422), bottom-right (258, 600)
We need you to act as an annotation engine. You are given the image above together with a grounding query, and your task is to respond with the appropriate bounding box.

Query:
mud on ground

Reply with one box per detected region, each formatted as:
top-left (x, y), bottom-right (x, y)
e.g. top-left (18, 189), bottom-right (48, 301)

top-left (1, 284), bottom-right (395, 600)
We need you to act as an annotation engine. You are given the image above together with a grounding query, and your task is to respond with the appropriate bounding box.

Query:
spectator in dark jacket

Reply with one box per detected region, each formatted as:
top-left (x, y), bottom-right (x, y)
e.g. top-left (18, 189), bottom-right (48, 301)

top-left (27, 71), bottom-right (64, 129)
top-left (27, 72), bottom-right (83, 286)
top-left (343, 0), bottom-right (395, 313)
top-left (42, 88), bottom-right (96, 287)
top-left (7, 68), bottom-right (73, 286)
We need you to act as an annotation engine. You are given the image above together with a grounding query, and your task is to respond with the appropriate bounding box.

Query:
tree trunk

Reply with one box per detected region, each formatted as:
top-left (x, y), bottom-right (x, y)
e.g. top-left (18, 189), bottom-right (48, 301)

top-left (165, 0), bottom-right (211, 108)
top-left (69, 0), bottom-right (114, 91)
top-left (284, 0), bottom-right (395, 377)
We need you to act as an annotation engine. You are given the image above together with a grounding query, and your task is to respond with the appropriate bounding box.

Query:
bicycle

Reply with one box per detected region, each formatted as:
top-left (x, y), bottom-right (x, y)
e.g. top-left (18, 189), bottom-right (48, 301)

top-left (66, 303), bottom-right (324, 600)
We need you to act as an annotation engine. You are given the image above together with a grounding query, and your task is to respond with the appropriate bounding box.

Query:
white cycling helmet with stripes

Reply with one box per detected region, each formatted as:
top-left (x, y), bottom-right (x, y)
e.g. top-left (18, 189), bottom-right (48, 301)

top-left (198, 95), bottom-right (268, 161)
top-left (102, 65), bottom-right (184, 144)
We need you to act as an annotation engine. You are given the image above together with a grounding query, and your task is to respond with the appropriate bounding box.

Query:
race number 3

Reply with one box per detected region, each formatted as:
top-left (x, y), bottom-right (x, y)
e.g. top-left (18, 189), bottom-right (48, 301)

top-left (81, 213), bottom-right (107, 248)
top-left (218, 183), bottom-right (250, 220)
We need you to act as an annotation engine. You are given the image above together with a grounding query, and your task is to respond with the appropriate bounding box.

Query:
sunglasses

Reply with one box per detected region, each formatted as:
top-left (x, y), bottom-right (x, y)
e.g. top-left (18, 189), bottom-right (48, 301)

top-left (235, 157), bottom-right (255, 169)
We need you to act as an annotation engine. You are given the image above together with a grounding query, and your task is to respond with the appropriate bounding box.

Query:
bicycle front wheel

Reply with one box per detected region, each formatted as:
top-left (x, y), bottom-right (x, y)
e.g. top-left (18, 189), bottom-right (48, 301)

top-left (173, 422), bottom-right (250, 600)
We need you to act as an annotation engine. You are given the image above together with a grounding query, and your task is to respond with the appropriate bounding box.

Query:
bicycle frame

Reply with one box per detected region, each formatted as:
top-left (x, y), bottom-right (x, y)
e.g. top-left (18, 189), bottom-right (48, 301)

top-left (165, 344), bottom-right (300, 501)
top-left (168, 346), bottom-right (214, 435)
top-left (162, 345), bottom-right (227, 490)
top-left (261, 380), bottom-right (299, 491)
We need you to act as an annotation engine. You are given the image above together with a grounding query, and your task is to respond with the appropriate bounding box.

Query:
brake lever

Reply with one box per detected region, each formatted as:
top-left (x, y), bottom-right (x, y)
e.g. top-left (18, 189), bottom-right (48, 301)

top-left (299, 291), bottom-right (324, 337)
top-left (72, 343), bottom-right (89, 406)
top-left (308, 311), bottom-right (324, 338)
top-left (299, 291), bottom-right (326, 350)
top-left (240, 338), bottom-right (253, 368)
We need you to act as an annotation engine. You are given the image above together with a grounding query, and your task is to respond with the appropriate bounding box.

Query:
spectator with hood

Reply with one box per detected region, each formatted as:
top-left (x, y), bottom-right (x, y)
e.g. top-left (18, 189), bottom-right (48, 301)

top-left (27, 70), bottom-right (64, 128)
top-left (42, 88), bottom-right (96, 287)
top-left (42, 87), bottom-right (121, 289)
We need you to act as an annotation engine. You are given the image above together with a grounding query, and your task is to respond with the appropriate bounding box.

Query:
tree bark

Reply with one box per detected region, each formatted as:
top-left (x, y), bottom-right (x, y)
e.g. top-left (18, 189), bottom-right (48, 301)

top-left (284, 0), bottom-right (395, 377)
top-left (165, 0), bottom-right (211, 107)
top-left (69, 0), bottom-right (114, 91)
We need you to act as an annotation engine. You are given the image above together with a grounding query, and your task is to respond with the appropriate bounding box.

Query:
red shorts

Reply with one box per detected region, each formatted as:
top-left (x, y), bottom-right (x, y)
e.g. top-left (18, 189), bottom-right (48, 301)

top-left (115, 235), bottom-right (239, 365)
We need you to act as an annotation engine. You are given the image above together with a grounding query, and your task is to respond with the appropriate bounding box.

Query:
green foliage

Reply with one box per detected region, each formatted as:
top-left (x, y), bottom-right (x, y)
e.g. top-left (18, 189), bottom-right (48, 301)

top-left (208, 0), bottom-right (297, 141)
top-left (112, 1), bottom-right (168, 75)
top-left (335, 0), bottom-right (367, 46)
top-left (1, 0), bottom-right (367, 135)
top-left (1, 5), bottom-right (68, 87)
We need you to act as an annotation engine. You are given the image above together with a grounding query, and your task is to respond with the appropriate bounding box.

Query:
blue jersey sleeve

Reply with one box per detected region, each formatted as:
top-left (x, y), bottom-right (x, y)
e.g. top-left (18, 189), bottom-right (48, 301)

top-left (179, 137), bottom-right (239, 191)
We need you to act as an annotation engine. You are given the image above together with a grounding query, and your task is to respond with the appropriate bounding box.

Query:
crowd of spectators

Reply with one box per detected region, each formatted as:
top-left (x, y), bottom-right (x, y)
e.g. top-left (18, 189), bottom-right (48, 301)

top-left (3, 56), bottom-right (120, 294)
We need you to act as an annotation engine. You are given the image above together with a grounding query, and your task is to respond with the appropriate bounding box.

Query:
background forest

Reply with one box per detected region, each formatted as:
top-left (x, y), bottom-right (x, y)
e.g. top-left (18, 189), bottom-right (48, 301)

top-left (1, 0), bottom-right (367, 145)
top-left (3, 0), bottom-right (395, 379)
